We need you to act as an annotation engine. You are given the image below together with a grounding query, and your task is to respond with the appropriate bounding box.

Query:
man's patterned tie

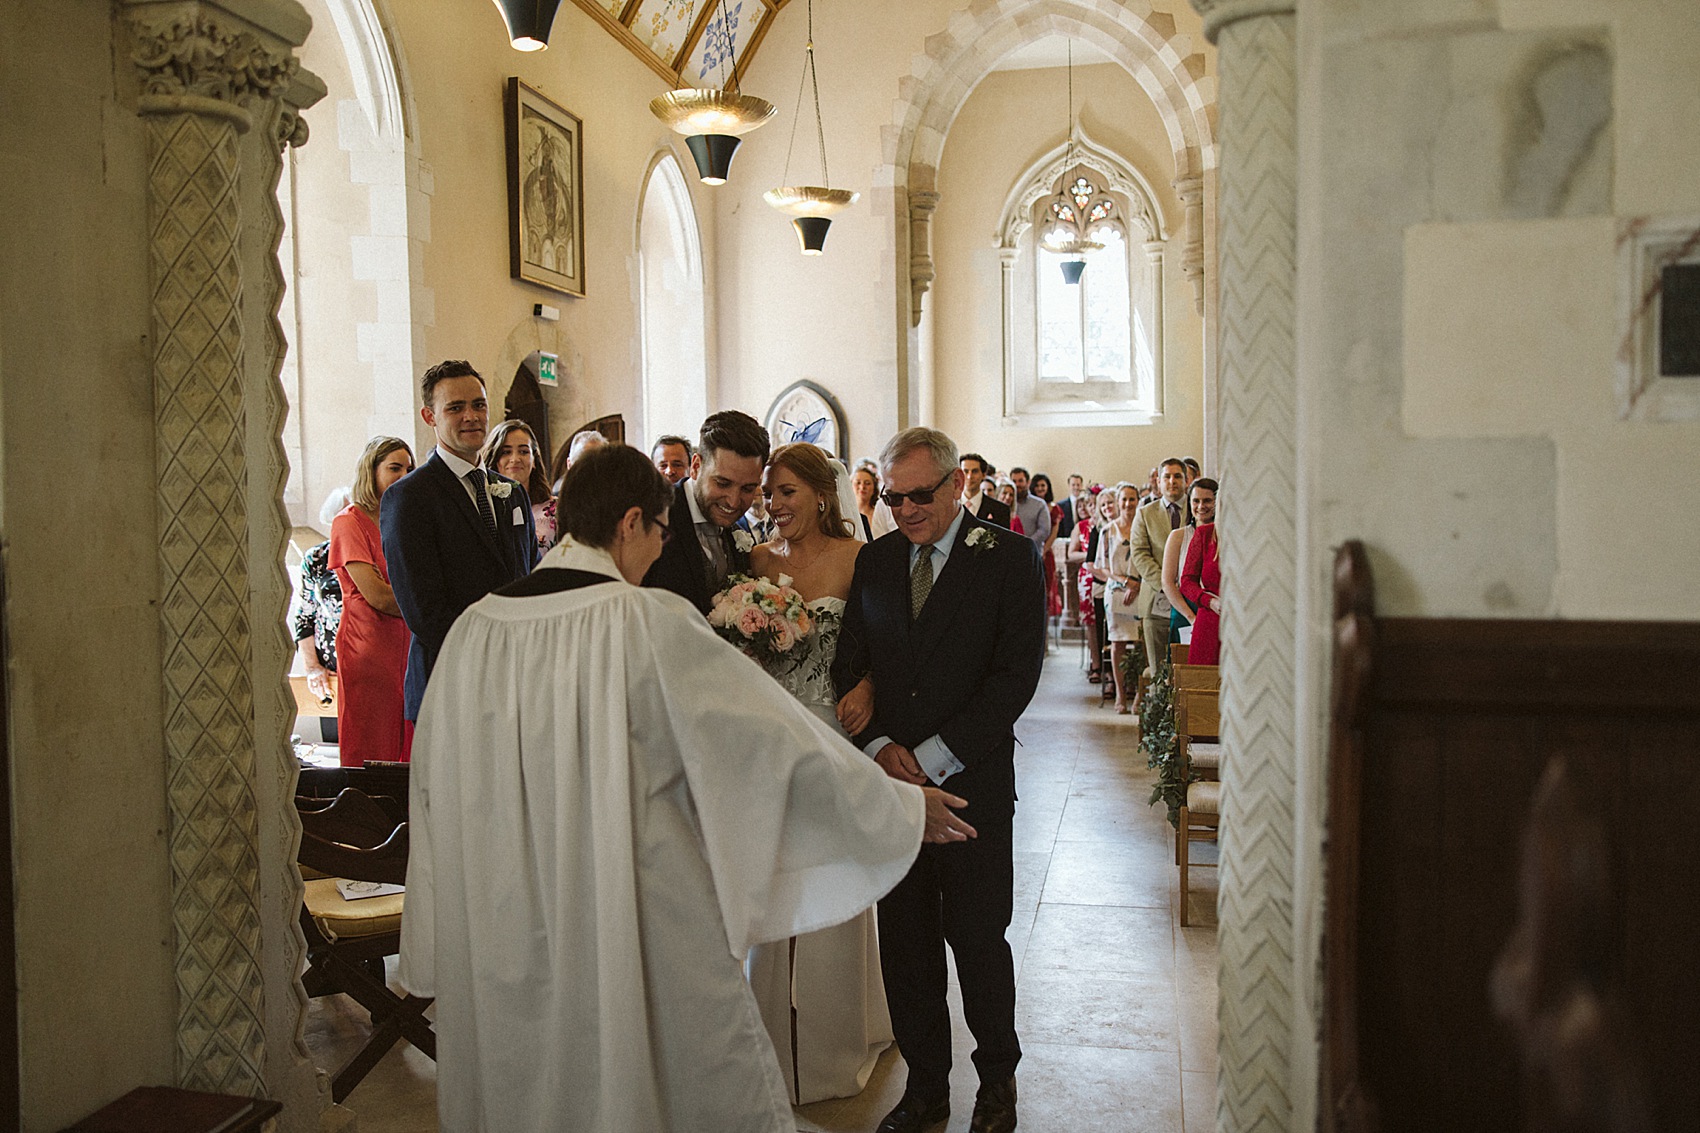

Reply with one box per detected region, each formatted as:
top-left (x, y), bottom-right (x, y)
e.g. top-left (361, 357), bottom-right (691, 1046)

top-left (467, 469), bottom-right (498, 537)
top-left (910, 543), bottom-right (935, 620)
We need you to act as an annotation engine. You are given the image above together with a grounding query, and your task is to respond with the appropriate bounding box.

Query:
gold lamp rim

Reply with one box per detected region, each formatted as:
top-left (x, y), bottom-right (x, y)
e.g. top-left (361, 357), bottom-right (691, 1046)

top-left (763, 186), bottom-right (860, 216)
top-left (649, 88), bottom-right (776, 137)
top-left (1043, 235), bottom-right (1105, 255)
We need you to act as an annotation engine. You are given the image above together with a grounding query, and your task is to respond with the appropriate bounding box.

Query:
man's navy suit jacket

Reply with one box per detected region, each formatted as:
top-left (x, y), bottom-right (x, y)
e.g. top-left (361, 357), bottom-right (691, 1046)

top-left (832, 510), bottom-right (1046, 826)
top-left (380, 449), bottom-right (537, 720)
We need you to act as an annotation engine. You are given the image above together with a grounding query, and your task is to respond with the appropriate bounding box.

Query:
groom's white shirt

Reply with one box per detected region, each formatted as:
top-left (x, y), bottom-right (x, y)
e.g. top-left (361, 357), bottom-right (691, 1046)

top-left (861, 507), bottom-right (968, 785)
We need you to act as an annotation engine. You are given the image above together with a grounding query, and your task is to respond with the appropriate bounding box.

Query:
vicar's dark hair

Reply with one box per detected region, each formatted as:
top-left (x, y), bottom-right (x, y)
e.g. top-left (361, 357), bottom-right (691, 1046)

top-left (558, 444), bottom-right (674, 549)
top-left (421, 359), bottom-right (483, 406)
top-left (697, 410), bottom-right (770, 467)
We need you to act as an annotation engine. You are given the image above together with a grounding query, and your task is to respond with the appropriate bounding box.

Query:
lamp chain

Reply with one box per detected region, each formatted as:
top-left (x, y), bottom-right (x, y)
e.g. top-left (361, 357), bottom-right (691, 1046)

top-left (780, 0), bottom-right (830, 188)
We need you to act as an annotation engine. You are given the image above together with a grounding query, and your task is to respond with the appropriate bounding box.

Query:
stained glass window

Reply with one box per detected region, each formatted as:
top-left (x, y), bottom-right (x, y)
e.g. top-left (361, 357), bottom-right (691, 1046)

top-left (1036, 168), bottom-right (1135, 386)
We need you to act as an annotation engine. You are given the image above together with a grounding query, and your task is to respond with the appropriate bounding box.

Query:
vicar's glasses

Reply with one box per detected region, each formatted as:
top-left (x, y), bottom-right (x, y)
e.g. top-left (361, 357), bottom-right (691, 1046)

top-left (879, 469), bottom-right (955, 509)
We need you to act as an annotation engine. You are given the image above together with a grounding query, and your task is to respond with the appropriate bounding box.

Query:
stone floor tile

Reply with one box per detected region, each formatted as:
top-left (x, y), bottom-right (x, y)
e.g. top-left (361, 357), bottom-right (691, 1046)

top-left (1015, 968), bottom-right (1178, 1053)
top-left (1181, 1069), bottom-right (1217, 1133)
top-left (1024, 903), bottom-right (1176, 977)
top-left (1042, 840), bottom-right (1177, 908)
top-left (1015, 1041), bottom-right (1185, 1133)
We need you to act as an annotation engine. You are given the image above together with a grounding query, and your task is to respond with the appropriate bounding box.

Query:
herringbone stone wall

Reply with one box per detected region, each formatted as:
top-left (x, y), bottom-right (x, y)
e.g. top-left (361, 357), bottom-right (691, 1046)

top-left (1212, 9), bottom-right (1299, 1132)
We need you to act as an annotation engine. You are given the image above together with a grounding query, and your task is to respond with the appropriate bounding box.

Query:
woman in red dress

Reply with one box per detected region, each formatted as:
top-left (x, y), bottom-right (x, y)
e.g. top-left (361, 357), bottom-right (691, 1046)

top-left (329, 436), bottom-right (414, 765)
top-left (1178, 517), bottom-right (1222, 665)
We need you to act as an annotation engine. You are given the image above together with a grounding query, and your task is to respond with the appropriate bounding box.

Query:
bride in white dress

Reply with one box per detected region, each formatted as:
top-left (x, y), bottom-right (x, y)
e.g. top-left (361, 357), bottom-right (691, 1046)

top-left (745, 442), bottom-right (891, 1105)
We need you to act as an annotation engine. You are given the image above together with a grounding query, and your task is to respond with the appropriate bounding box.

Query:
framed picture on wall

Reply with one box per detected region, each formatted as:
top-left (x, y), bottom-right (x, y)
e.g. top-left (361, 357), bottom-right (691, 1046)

top-left (765, 380), bottom-right (848, 463)
top-left (506, 78), bottom-right (585, 298)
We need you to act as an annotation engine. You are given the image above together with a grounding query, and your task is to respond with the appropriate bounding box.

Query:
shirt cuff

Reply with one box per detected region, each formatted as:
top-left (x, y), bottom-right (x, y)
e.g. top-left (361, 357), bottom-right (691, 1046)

top-left (863, 735), bottom-right (895, 761)
top-left (913, 734), bottom-right (965, 785)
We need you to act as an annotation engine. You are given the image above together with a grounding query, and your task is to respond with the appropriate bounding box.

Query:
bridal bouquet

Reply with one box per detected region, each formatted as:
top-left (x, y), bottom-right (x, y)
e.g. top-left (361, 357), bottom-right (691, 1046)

top-left (708, 573), bottom-right (815, 669)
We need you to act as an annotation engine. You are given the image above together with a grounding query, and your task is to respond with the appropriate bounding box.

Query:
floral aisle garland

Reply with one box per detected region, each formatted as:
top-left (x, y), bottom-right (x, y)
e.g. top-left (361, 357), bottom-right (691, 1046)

top-left (1139, 653), bottom-right (1187, 828)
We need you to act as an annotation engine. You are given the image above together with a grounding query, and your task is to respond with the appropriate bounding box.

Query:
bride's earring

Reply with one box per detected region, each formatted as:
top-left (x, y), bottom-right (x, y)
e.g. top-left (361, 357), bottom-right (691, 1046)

top-left (818, 501), bottom-right (826, 513)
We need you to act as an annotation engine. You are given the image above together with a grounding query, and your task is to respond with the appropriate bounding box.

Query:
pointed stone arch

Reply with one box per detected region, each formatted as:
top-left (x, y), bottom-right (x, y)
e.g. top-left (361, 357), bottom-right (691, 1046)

top-left (873, 0), bottom-right (1215, 426)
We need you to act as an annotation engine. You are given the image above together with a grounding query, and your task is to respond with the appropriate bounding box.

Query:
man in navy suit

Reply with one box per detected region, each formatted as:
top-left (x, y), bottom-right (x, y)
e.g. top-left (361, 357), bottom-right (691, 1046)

top-left (834, 427), bottom-right (1046, 1133)
top-left (641, 410), bottom-right (768, 614)
top-left (381, 360), bottom-right (537, 735)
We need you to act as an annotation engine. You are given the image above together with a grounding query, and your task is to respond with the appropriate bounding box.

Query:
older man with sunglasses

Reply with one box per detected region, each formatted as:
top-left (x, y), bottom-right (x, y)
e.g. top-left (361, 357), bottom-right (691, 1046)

top-left (833, 428), bottom-right (1047, 1133)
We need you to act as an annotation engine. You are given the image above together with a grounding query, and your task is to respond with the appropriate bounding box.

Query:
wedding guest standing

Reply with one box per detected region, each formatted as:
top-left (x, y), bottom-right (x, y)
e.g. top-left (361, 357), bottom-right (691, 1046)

top-left (401, 444), bottom-right (975, 1133)
top-left (381, 360), bottom-right (537, 737)
top-left (852, 461), bottom-right (881, 542)
top-left (834, 427), bottom-right (1046, 1133)
top-left (329, 437), bottom-right (414, 765)
top-left (481, 419), bottom-right (556, 554)
top-left (1162, 478), bottom-right (1216, 649)
top-left (1179, 494), bottom-right (1223, 665)
top-left (642, 410), bottom-right (769, 614)
top-left (1097, 482), bottom-right (1144, 713)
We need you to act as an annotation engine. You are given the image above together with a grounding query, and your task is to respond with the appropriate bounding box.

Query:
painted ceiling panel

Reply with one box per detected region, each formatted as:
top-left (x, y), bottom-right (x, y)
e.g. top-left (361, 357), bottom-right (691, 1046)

top-left (568, 0), bottom-right (786, 88)
top-left (683, 0), bottom-right (763, 86)
top-left (632, 0), bottom-right (702, 65)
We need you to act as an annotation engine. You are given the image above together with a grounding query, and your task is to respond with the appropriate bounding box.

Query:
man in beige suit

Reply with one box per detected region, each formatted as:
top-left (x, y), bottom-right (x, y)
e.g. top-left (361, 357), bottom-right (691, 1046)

top-left (1127, 458), bottom-right (1190, 676)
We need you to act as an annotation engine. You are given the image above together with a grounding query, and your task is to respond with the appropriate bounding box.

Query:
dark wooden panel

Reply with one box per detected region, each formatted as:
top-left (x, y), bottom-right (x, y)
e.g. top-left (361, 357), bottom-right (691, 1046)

top-left (1323, 541), bottom-right (1700, 1133)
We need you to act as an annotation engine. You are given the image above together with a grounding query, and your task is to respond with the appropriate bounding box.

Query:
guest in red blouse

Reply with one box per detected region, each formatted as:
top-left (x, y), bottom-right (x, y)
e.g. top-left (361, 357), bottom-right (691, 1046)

top-left (1178, 517), bottom-right (1222, 666)
top-left (329, 437), bottom-right (415, 765)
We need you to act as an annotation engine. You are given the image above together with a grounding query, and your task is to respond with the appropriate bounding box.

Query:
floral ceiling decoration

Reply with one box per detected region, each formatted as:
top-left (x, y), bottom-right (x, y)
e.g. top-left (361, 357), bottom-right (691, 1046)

top-left (568, 0), bottom-right (794, 87)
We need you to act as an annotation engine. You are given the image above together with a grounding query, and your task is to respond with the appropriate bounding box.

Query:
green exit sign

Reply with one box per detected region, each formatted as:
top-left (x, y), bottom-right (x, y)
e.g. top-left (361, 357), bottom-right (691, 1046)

top-left (538, 351), bottom-right (558, 386)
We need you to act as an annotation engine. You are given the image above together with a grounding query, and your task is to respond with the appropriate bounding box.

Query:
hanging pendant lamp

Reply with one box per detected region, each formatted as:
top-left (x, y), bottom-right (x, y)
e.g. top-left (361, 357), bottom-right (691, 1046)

top-left (492, 0), bottom-right (563, 51)
top-left (650, 0), bottom-right (774, 184)
top-left (764, 0), bottom-right (858, 254)
top-left (1042, 43), bottom-right (1102, 283)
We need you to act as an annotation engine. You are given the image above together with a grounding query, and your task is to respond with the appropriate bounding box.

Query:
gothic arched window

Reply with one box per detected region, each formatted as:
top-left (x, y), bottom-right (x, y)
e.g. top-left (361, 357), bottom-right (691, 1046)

top-left (997, 134), bottom-right (1166, 427)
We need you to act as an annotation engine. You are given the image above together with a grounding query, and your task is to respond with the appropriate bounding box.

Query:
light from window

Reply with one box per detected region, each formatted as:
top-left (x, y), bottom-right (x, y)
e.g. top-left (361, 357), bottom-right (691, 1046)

top-left (1039, 227), bottom-right (1132, 385)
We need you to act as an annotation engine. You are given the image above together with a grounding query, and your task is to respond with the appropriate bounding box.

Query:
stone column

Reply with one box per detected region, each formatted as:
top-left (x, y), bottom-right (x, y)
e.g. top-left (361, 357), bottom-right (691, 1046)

top-left (908, 186), bottom-right (941, 328)
top-left (1174, 174), bottom-right (1206, 315)
top-left (125, 1), bottom-right (312, 1098)
top-left (1190, 2), bottom-right (1300, 1131)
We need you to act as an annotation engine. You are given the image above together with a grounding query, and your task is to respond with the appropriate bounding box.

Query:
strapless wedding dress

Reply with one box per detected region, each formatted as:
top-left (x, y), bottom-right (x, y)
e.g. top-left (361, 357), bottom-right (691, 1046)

top-left (747, 596), bottom-right (894, 1104)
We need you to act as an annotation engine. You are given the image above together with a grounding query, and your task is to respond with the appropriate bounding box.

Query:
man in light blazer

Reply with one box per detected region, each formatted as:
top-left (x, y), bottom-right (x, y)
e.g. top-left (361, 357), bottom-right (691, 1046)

top-left (381, 360), bottom-right (538, 733)
top-left (1126, 458), bottom-right (1189, 676)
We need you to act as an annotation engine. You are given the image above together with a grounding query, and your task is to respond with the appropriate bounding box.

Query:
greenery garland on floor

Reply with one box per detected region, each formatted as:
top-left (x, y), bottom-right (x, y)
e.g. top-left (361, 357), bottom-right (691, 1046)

top-left (1140, 652), bottom-right (1187, 828)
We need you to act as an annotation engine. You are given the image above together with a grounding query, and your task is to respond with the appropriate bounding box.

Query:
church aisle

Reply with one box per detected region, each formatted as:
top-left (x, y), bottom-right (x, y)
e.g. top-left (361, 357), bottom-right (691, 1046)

top-left (796, 647), bottom-right (1219, 1133)
top-left (302, 645), bottom-right (1219, 1132)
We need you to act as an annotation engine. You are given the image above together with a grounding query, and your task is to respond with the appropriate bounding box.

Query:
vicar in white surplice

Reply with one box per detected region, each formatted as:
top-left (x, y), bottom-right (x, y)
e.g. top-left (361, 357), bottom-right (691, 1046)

top-left (399, 444), bottom-right (977, 1133)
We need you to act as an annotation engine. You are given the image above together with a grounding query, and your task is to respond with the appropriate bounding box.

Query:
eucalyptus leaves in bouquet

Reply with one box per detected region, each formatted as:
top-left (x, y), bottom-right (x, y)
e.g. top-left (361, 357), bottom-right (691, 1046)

top-left (1141, 653), bottom-right (1186, 828)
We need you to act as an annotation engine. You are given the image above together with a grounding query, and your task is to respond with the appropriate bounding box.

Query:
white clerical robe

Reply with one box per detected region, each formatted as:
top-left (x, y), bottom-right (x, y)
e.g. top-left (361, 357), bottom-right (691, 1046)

top-left (399, 540), bottom-right (925, 1133)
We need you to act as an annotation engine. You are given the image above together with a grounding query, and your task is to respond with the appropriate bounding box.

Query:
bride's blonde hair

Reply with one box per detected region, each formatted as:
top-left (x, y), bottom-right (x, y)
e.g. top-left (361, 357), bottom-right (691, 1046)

top-left (767, 443), bottom-right (855, 539)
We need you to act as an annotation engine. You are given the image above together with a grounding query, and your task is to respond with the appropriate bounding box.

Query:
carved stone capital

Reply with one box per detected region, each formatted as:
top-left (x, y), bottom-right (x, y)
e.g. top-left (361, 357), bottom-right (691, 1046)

top-left (908, 190), bottom-right (943, 327)
top-left (131, 12), bottom-right (297, 103)
top-left (1188, 0), bottom-right (1298, 43)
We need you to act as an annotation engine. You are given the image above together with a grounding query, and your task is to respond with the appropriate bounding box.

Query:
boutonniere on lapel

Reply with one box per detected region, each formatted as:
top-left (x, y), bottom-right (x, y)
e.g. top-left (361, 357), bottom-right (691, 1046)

top-left (486, 478), bottom-right (515, 499)
top-left (731, 529), bottom-right (756, 554)
top-left (964, 526), bottom-right (997, 553)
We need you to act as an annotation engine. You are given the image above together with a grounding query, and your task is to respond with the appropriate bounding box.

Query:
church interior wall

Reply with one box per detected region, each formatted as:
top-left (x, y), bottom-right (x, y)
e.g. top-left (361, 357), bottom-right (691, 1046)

top-left (362, 1), bottom-right (723, 468)
top-left (0, 1), bottom-right (178, 1125)
top-left (1289, 3), bottom-right (1700, 1126)
top-left (932, 61), bottom-right (1206, 483)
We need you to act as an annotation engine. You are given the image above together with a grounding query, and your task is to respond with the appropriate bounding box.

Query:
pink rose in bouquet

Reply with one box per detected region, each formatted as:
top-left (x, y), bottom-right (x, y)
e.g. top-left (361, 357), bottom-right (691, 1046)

top-left (708, 572), bottom-right (816, 671)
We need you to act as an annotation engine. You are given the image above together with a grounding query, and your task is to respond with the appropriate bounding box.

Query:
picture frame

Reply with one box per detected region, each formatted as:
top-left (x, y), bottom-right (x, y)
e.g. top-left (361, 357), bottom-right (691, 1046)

top-left (506, 77), bottom-right (585, 298)
top-left (764, 380), bottom-right (849, 463)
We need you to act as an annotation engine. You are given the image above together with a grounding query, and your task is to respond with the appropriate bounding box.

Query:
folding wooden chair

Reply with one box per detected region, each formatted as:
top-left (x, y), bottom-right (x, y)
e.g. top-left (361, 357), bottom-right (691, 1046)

top-left (296, 788), bottom-right (435, 1102)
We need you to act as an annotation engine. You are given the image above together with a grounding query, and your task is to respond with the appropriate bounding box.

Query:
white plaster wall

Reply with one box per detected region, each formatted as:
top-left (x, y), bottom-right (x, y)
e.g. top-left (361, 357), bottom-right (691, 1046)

top-left (380, 1), bottom-right (723, 460)
top-left (0, 1), bottom-right (176, 1127)
top-left (932, 61), bottom-right (1206, 482)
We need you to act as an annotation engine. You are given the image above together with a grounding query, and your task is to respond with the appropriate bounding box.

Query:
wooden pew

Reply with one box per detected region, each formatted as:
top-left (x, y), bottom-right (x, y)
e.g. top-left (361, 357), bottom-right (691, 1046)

top-left (1175, 684), bottom-right (1220, 926)
top-left (1320, 541), bottom-right (1700, 1133)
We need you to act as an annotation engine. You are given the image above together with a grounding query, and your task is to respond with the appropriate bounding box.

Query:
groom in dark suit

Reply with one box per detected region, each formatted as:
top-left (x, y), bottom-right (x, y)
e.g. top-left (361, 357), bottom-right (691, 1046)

top-left (834, 428), bottom-right (1046, 1133)
top-left (381, 360), bottom-right (537, 732)
top-left (642, 410), bottom-right (768, 614)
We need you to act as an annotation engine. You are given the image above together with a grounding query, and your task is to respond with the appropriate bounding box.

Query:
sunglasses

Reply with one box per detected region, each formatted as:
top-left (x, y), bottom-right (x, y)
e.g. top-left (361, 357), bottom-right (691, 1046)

top-left (879, 469), bottom-right (955, 509)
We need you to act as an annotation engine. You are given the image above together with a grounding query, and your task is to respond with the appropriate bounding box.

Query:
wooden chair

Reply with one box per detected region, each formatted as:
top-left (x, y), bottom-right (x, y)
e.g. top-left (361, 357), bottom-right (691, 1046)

top-left (1173, 662), bottom-right (1220, 693)
top-left (1175, 685), bottom-right (1221, 927)
top-left (296, 788), bottom-right (435, 1103)
top-left (1169, 642), bottom-right (1190, 666)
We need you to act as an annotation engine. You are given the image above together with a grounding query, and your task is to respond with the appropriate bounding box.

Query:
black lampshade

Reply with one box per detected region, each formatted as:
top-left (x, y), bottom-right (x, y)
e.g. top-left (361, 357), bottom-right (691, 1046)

top-left (793, 217), bottom-right (833, 255)
top-left (1060, 259), bottom-right (1087, 285)
top-left (685, 134), bottom-right (742, 185)
top-left (494, 0), bottom-right (563, 51)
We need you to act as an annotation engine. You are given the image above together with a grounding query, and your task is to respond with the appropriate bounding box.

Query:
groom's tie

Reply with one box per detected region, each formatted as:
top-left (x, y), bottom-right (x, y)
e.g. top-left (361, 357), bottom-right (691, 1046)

top-left (467, 468), bottom-right (498, 537)
top-left (910, 543), bottom-right (935, 620)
